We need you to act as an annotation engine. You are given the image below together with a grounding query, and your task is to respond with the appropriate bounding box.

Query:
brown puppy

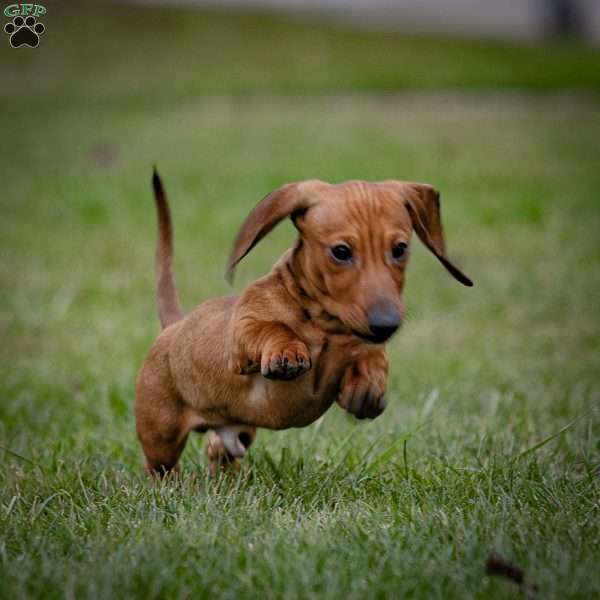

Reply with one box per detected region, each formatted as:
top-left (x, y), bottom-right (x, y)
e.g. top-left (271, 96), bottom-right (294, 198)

top-left (135, 171), bottom-right (472, 475)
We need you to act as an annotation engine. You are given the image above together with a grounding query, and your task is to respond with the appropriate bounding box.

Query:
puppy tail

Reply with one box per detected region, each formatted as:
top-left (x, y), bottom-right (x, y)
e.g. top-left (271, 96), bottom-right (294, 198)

top-left (152, 167), bottom-right (184, 329)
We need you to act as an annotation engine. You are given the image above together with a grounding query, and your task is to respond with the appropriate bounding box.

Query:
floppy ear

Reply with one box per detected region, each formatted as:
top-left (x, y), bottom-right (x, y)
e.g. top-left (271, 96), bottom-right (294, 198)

top-left (390, 182), bottom-right (473, 287)
top-left (226, 180), bottom-right (319, 282)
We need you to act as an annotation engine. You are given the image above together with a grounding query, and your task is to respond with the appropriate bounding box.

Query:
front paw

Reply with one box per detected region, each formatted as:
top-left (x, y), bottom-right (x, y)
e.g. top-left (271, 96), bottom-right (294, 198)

top-left (338, 381), bottom-right (387, 420)
top-left (261, 342), bottom-right (311, 381)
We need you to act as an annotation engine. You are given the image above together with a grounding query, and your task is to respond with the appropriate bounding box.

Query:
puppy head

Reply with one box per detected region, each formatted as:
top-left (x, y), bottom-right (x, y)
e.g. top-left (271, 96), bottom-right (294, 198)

top-left (227, 180), bottom-right (472, 344)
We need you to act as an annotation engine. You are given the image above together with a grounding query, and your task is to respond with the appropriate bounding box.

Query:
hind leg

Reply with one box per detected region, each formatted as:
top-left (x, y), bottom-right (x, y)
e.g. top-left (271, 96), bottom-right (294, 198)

top-left (141, 430), bottom-right (188, 477)
top-left (137, 409), bottom-right (190, 477)
top-left (135, 364), bottom-right (194, 477)
top-left (206, 426), bottom-right (256, 475)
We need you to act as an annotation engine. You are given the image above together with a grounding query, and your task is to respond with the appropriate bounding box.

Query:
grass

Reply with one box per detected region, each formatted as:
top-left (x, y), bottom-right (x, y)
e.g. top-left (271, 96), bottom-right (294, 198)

top-left (1, 2), bottom-right (599, 599)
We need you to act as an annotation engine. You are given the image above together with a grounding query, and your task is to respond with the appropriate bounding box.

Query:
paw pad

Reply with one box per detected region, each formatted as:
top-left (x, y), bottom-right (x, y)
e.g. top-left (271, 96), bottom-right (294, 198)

top-left (261, 350), bottom-right (311, 381)
top-left (4, 15), bottom-right (45, 48)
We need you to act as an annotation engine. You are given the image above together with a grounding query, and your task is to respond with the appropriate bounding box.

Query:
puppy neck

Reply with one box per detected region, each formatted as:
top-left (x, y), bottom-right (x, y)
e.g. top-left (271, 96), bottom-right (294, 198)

top-left (275, 242), bottom-right (352, 338)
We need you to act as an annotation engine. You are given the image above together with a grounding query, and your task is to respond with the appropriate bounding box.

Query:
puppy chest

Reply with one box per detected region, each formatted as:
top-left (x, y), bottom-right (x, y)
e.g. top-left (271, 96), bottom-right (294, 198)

top-left (246, 374), bottom-right (336, 429)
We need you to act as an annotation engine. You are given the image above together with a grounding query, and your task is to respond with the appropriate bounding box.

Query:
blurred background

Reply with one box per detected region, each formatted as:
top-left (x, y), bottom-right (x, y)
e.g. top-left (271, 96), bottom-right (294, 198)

top-left (134, 0), bottom-right (600, 43)
top-left (1, 0), bottom-right (599, 598)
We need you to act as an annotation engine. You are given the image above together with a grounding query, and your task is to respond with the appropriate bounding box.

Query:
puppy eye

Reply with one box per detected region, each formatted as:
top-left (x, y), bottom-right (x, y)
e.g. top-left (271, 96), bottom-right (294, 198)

top-left (330, 244), bottom-right (353, 264)
top-left (391, 242), bottom-right (407, 261)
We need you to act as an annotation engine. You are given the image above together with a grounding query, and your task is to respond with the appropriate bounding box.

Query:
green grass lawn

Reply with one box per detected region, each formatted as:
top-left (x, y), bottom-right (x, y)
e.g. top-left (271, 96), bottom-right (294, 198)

top-left (1, 3), bottom-right (599, 599)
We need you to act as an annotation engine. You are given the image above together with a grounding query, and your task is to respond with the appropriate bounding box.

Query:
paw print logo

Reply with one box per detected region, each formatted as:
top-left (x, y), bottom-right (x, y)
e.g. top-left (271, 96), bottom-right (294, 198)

top-left (4, 15), bottom-right (45, 48)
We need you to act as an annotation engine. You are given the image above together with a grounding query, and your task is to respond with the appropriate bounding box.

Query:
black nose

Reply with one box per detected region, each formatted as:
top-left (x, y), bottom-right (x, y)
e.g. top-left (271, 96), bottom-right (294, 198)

top-left (367, 304), bottom-right (401, 342)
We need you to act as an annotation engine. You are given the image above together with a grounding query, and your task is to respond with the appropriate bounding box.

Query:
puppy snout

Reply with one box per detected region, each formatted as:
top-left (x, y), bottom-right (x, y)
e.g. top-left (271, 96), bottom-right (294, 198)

top-left (367, 303), bottom-right (401, 343)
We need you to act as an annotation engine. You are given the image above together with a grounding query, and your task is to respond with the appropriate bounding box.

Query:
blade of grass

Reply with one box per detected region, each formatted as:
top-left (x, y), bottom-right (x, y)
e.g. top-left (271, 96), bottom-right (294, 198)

top-left (364, 420), bottom-right (430, 475)
top-left (0, 444), bottom-right (40, 468)
top-left (514, 409), bottom-right (594, 462)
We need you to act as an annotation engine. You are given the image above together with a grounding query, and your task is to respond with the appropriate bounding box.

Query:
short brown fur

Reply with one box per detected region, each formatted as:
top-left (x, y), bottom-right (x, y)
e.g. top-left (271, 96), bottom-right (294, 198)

top-left (135, 173), bottom-right (472, 475)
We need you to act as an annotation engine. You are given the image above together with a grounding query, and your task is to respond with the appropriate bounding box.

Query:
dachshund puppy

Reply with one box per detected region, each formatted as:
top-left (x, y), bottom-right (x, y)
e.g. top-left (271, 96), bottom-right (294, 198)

top-left (135, 171), bottom-right (472, 475)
